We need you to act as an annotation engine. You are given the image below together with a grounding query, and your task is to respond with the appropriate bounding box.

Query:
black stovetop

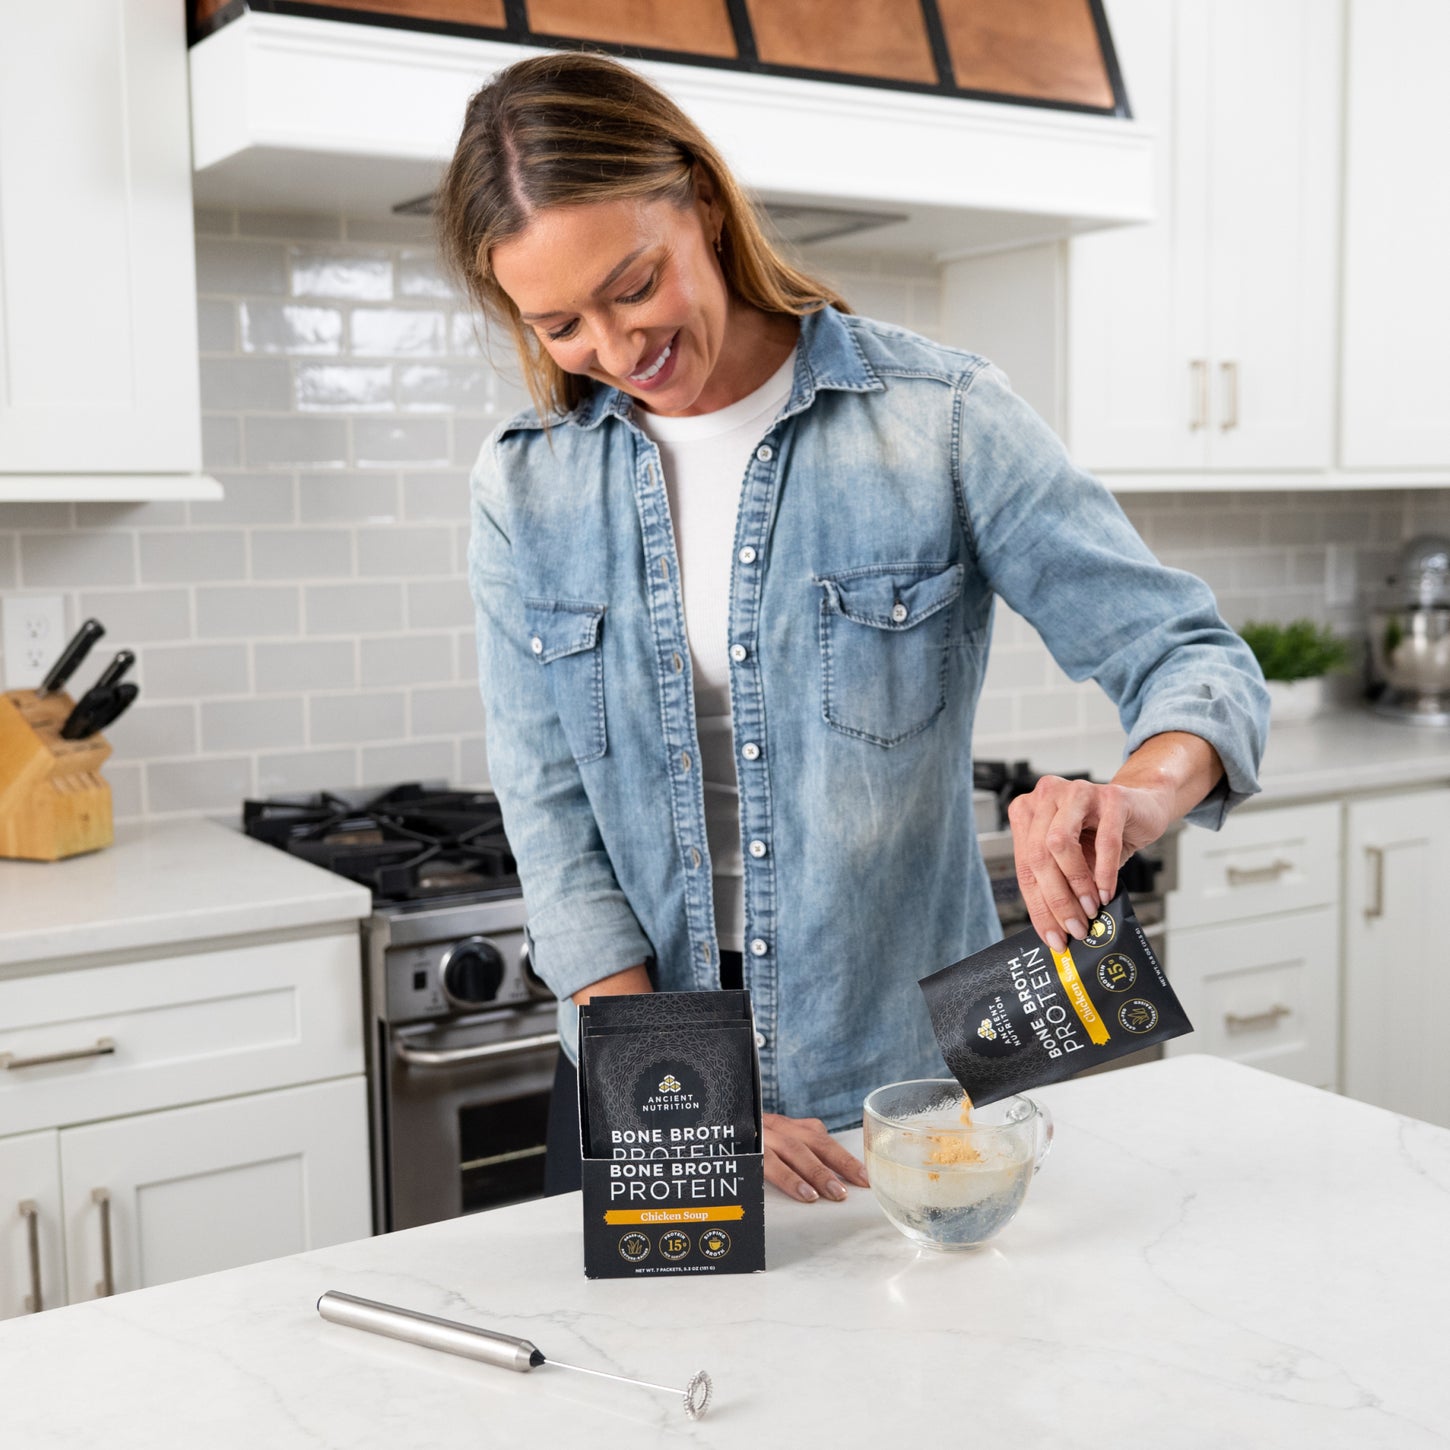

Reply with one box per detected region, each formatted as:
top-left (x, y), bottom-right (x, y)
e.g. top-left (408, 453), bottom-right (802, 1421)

top-left (242, 783), bottom-right (519, 906)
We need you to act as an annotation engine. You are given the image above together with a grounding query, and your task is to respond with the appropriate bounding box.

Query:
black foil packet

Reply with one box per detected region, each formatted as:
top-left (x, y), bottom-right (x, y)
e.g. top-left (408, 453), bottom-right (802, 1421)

top-left (919, 891), bottom-right (1192, 1106)
top-left (582, 1018), bottom-right (760, 1158)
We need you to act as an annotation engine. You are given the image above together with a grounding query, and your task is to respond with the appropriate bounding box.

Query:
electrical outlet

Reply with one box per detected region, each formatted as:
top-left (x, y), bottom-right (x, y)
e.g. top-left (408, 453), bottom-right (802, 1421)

top-left (2, 595), bottom-right (67, 691)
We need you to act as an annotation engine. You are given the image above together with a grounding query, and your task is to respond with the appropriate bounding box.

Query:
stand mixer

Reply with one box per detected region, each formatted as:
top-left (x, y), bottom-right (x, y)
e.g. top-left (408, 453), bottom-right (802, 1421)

top-left (1369, 534), bottom-right (1450, 725)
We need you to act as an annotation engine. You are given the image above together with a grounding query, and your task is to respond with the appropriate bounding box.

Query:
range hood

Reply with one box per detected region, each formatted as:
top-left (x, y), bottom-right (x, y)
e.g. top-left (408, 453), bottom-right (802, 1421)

top-left (189, 12), bottom-right (1154, 258)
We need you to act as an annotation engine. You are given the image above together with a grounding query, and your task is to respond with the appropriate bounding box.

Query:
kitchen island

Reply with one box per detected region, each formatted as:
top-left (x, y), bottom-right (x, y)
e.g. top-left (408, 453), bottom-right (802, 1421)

top-left (2, 1055), bottom-right (1444, 1448)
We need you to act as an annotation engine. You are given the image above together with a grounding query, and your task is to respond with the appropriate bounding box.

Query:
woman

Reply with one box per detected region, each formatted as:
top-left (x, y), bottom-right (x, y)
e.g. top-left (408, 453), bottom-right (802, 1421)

top-left (437, 52), bottom-right (1269, 1205)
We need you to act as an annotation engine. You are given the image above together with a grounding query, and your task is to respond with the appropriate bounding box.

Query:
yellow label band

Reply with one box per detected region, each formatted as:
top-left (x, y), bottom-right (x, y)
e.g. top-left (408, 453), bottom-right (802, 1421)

top-left (1051, 945), bottom-right (1111, 1045)
top-left (604, 1205), bottom-right (745, 1225)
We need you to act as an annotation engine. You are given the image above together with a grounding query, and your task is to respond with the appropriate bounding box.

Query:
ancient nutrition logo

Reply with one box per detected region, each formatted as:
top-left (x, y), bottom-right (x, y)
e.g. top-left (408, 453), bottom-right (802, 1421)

top-left (659, 1074), bottom-right (682, 1093)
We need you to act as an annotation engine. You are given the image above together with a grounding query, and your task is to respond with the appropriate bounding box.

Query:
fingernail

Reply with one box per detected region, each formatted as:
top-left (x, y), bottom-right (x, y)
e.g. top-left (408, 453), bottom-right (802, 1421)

top-left (824, 1181), bottom-right (847, 1202)
top-left (797, 1183), bottom-right (819, 1202)
top-left (1100, 888), bottom-right (1112, 906)
top-left (1046, 930), bottom-right (1067, 954)
top-left (854, 1167), bottom-right (871, 1187)
top-left (1079, 894), bottom-right (1098, 921)
top-left (1066, 917), bottom-right (1088, 940)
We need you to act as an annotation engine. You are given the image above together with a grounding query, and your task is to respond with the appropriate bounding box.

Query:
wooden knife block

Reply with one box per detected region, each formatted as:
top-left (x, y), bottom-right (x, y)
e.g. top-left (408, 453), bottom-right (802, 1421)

top-left (0, 689), bottom-right (113, 861)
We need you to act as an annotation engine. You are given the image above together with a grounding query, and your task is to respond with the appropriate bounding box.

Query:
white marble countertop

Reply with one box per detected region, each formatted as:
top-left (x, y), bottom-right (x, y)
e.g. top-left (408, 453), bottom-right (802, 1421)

top-left (0, 818), bottom-right (370, 971)
top-left (2, 1055), bottom-right (1445, 1448)
top-left (1020, 706), bottom-right (1450, 807)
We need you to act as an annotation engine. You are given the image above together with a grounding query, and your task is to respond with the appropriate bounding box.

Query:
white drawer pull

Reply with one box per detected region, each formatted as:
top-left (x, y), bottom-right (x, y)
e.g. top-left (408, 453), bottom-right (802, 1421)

top-left (1225, 1004), bottom-right (1292, 1032)
top-left (1365, 846), bottom-right (1385, 920)
top-left (0, 1036), bottom-right (116, 1071)
top-left (1225, 860), bottom-right (1293, 886)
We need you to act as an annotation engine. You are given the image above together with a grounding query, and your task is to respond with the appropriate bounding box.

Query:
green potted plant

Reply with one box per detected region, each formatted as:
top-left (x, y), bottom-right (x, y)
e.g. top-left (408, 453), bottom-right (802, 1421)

top-left (1238, 619), bottom-right (1355, 723)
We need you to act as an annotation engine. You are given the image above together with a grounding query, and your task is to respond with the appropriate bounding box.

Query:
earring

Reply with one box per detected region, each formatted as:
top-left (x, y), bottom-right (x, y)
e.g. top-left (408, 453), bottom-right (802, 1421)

top-left (714, 231), bottom-right (724, 254)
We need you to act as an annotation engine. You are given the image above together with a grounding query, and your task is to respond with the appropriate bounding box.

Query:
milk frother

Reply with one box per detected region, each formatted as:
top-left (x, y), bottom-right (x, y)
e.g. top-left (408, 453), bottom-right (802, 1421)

top-left (317, 1290), bottom-right (712, 1420)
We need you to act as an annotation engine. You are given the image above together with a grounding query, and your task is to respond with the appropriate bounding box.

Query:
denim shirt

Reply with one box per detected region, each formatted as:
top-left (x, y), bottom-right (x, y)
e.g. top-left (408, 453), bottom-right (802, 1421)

top-left (468, 307), bottom-right (1269, 1129)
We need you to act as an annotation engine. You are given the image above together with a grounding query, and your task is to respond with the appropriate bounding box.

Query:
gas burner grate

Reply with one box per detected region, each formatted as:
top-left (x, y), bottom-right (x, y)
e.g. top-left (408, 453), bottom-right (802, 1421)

top-left (243, 783), bottom-right (519, 905)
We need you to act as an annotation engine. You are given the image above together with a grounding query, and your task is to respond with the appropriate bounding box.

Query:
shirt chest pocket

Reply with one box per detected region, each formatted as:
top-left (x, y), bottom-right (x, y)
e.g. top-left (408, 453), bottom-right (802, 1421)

top-left (523, 598), bottom-right (607, 764)
top-left (816, 562), bottom-right (963, 747)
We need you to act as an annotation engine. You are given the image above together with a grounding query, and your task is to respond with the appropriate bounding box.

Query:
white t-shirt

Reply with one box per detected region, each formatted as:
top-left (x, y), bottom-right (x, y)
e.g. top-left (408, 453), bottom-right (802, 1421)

top-left (636, 349), bottom-right (797, 953)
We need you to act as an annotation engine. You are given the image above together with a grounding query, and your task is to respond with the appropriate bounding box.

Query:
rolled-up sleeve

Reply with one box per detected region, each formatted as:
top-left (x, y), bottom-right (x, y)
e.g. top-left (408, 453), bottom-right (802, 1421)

top-left (468, 430), bottom-right (653, 999)
top-left (955, 365), bottom-right (1270, 829)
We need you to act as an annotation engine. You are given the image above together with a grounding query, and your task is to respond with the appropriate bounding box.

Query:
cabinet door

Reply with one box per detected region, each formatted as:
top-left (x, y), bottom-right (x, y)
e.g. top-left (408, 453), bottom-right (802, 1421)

top-left (58, 1077), bottom-right (371, 1302)
top-left (1342, 789), bottom-right (1450, 1128)
top-left (0, 0), bottom-right (201, 474)
top-left (1203, 0), bottom-right (1340, 469)
top-left (1340, 0), bottom-right (1450, 468)
top-left (1067, 0), bottom-right (1210, 471)
top-left (1164, 907), bottom-right (1339, 1089)
top-left (0, 1131), bottom-right (65, 1319)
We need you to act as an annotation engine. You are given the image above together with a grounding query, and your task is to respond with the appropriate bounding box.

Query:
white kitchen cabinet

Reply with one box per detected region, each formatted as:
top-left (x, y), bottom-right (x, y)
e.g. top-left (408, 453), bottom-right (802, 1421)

top-left (1342, 788), bottom-right (1450, 1129)
top-left (0, 931), bottom-right (371, 1318)
top-left (1339, 0), bottom-right (1450, 469)
top-left (1165, 800), bottom-right (1341, 1088)
top-left (0, 0), bottom-right (215, 499)
top-left (943, 0), bottom-right (1340, 479)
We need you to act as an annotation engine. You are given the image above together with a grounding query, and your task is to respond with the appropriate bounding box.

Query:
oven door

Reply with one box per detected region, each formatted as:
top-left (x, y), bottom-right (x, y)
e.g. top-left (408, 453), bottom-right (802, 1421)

top-left (380, 1006), bottom-right (559, 1232)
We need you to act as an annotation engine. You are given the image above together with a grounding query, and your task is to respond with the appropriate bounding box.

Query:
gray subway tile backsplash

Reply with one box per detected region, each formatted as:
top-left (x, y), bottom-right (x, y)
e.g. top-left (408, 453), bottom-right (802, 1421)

top-left (0, 206), bottom-right (1437, 825)
top-left (254, 640), bottom-right (356, 694)
top-left (196, 584), bottom-right (300, 639)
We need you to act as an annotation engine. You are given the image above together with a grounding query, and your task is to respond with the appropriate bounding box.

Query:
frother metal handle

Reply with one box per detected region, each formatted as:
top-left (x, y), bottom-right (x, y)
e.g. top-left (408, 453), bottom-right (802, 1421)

top-left (317, 1291), bottom-right (541, 1373)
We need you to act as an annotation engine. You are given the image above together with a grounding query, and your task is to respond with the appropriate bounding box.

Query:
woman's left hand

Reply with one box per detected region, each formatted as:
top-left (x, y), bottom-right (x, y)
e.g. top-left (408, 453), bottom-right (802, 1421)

top-left (1006, 732), bottom-right (1225, 953)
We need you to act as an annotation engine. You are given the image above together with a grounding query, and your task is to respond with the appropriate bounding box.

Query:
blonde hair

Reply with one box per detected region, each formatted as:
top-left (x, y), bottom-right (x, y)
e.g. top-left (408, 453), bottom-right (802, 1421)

top-left (435, 50), bottom-right (849, 420)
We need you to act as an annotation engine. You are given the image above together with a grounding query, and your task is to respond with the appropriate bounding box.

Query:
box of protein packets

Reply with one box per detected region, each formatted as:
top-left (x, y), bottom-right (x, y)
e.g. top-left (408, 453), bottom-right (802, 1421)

top-left (577, 989), bottom-right (765, 1279)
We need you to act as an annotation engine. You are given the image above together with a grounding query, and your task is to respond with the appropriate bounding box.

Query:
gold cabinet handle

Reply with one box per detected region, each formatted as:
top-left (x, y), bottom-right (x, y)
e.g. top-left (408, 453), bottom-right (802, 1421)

top-left (1225, 859), bottom-right (1292, 886)
top-left (18, 1200), bottom-right (43, 1313)
top-left (92, 1187), bottom-right (115, 1298)
top-left (1220, 360), bottom-right (1239, 431)
top-left (1365, 846), bottom-right (1385, 919)
top-left (1225, 1003), bottom-right (1292, 1031)
top-left (1, 1036), bottom-right (116, 1071)
top-left (1189, 359), bottom-right (1208, 430)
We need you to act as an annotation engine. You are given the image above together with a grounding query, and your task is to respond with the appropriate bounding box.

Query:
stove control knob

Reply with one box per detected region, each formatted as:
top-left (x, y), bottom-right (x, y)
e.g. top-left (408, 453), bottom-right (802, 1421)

top-left (440, 936), bottom-right (507, 1007)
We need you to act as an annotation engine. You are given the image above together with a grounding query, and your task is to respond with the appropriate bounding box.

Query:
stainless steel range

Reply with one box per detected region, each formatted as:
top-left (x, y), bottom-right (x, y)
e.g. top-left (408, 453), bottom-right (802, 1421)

top-left (243, 785), bottom-right (558, 1232)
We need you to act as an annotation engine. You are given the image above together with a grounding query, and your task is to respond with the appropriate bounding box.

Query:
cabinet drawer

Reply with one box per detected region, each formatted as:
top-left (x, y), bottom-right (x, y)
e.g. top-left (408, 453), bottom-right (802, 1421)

top-left (0, 932), bottom-right (362, 1137)
top-left (1164, 908), bottom-right (1338, 1088)
top-left (1168, 801), bottom-right (1340, 930)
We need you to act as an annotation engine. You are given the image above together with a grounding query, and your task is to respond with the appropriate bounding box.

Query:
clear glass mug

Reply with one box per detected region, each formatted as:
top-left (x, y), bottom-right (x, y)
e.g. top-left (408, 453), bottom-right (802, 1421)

top-left (862, 1079), bottom-right (1054, 1250)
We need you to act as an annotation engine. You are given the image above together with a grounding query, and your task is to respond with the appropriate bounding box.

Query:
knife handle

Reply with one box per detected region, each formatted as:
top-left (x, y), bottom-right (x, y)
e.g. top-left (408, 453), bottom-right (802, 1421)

top-left (36, 619), bottom-right (104, 698)
top-left (59, 687), bottom-right (114, 741)
top-left (91, 682), bottom-right (138, 733)
top-left (93, 650), bottom-right (135, 692)
top-left (317, 1291), bottom-right (542, 1373)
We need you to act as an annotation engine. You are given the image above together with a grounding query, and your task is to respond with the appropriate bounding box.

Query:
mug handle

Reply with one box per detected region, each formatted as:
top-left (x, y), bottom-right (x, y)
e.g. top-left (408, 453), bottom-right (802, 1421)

top-left (1032, 1103), bottom-right (1054, 1173)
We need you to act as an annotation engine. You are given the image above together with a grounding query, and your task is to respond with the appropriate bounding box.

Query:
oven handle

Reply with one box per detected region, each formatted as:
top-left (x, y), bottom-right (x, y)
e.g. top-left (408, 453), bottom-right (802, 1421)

top-left (394, 1031), bottom-right (560, 1068)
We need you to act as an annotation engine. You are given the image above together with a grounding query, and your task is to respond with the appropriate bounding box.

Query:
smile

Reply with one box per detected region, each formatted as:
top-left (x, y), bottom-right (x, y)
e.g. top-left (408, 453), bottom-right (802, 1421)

top-left (629, 340), bottom-right (673, 382)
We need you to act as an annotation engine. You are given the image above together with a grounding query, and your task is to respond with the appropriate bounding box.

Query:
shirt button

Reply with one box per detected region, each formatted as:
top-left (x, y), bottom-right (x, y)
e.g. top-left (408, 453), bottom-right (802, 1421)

top-left (530, 637), bottom-right (543, 655)
top-left (680, 752), bottom-right (691, 772)
top-left (756, 445), bottom-right (773, 462)
top-left (738, 546), bottom-right (757, 564)
top-left (689, 847), bottom-right (702, 868)
top-left (748, 839), bottom-right (767, 858)
top-left (672, 652), bottom-right (684, 673)
top-left (729, 643), bottom-right (747, 663)
top-left (754, 1030), bottom-right (767, 1049)
top-left (890, 602), bottom-right (908, 623)
top-left (741, 742), bottom-right (761, 761)
top-left (749, 938), bottom-right (768, 957)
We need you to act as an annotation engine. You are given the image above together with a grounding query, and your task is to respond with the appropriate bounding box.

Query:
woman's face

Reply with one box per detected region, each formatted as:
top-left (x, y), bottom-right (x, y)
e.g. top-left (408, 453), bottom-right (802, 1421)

top-left (489, 184), bottom-right (731, 417)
